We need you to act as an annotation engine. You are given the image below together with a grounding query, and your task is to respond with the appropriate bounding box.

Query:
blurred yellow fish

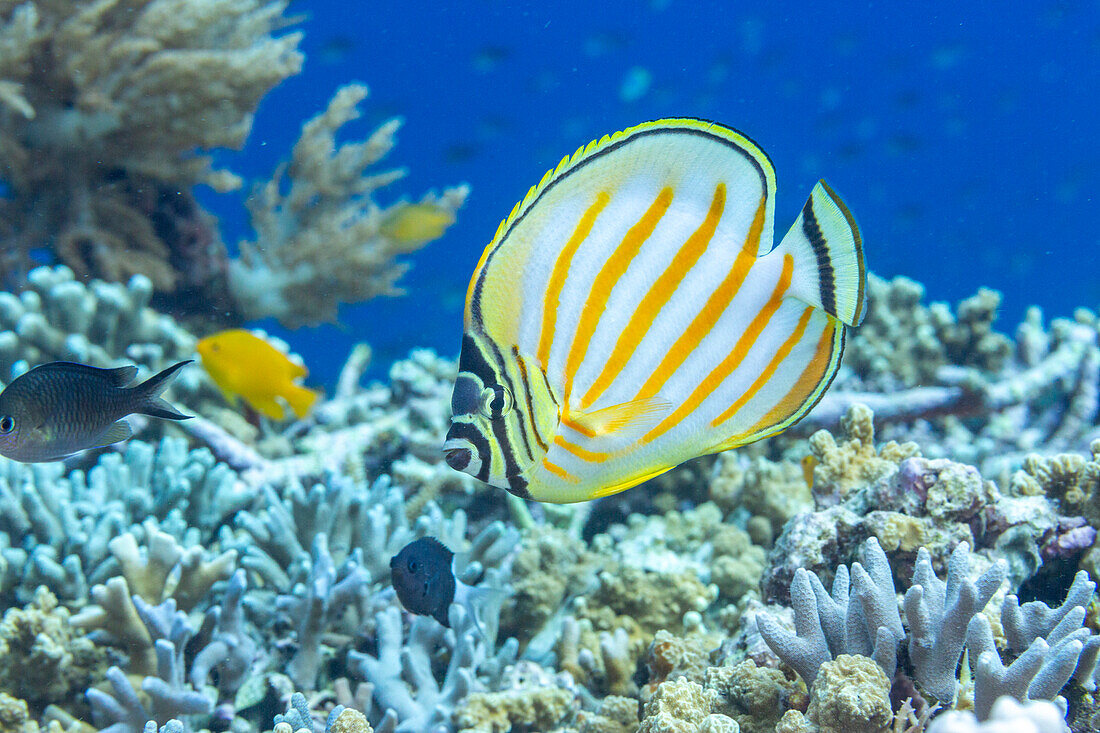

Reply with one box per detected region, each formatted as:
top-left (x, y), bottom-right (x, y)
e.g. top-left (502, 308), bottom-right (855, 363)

top-left (801, 454), bottom-right (818, 489)
top-left (443, 118), bottom-right (866, 503)
top-left (381, 203), bottom-right (456, 250)
top-left (196, 330), bottom-right (319, 420)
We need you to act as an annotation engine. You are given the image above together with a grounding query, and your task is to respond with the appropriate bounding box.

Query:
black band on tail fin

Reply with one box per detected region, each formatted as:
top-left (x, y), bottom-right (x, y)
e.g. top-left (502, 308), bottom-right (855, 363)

top-left (800, 197), bottom-right (837, 319)
top-left (780, 182), bottom-right (865, 327)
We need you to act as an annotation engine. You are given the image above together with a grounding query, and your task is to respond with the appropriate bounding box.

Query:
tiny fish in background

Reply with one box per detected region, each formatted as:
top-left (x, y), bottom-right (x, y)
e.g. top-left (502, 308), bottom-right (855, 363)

top-left (0, 361), bottom-right (192, 463)
top-left (380, 203), bottom-right (456, 250)
top-left (801, 454), bottom-right (819, 489)
top-left (444, 118), bottom-right (866, 503)
top-left (196, 329), bottom-right (319, 420)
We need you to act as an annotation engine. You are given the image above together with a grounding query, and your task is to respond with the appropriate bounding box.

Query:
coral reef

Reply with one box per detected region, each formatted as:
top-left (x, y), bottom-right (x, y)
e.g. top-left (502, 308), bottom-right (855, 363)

top-left (2, 8), bottom-right (1100, 733)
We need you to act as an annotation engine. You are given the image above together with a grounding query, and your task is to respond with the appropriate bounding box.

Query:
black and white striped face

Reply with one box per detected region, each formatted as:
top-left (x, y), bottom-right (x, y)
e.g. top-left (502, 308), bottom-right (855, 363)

top-left (444, 333), bottom-right (556, 499)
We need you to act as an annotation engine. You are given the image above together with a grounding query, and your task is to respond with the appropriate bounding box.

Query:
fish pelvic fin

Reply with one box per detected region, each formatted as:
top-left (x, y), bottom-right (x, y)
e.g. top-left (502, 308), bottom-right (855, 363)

top-left (777, 181), bottom-right (866, 327)
top-left (134, 360), bottom-right (193, 421)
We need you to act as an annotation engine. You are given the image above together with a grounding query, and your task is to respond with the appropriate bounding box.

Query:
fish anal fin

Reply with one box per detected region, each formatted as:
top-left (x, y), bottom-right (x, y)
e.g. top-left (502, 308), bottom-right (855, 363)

top-left (94, 420), bottom-right (133, 448)
top-left (283, 384), bottom-right (320, 419)
top-left (564, 396), bottom-right (671, 440)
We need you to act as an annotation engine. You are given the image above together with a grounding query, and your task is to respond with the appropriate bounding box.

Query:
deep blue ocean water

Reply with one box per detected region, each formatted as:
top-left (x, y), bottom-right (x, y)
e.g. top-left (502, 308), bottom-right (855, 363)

top-left (207, 1), bottom-right (1100, 389)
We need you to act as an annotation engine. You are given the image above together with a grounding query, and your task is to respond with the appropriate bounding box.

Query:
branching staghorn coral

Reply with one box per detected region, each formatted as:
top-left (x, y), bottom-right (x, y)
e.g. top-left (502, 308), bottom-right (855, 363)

top-left (349, 604), bottom-right (518, 733)
top-left (756, 537), bottom-right (906, 689)
top-left (0, 0), bottom-right (303, 298)
top-left (905, 545), bottom-right (1007, 703)
top-left (758, 537), bottom-right (1099, 721)
top-left (86, 599), bottom-right (212, 733)
top-left (0, 267), bottom-right (202, 392)
top-left (228, 84), bottom-right (469, 327)
top-left (0, 437), bottom-right (247, 605)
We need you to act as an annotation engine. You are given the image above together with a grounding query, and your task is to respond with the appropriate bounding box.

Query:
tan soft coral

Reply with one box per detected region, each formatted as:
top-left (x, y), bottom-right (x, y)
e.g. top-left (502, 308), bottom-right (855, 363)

top-left (228, 83), bottom-right (469, 326)
top-left (0, 0), bottom-right (303, 296)
top-left (0, 4), bottom-right (465, 328)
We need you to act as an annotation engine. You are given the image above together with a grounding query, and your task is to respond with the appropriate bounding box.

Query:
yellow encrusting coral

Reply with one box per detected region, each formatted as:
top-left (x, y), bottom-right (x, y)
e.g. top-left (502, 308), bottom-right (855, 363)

top-left (453, 687), bottom-right (574, 732)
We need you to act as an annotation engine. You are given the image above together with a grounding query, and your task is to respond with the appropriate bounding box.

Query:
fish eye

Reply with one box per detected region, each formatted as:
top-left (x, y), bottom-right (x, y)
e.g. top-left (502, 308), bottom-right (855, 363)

top-left (408, 560), bottom-right (418, 573)
top-left (479, 385), bottom-right (513, 419)
top-left (0, 416), bottom-right (13, 434)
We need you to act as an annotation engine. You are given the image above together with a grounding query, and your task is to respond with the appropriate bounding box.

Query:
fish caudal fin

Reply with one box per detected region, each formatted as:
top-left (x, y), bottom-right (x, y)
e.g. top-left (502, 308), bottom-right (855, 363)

top-left (134, 360), bottom-right (193, 421)
top-left (284, 384), bottom-right (320, 419)
top-left (777, 181), bottom-right (866, 327)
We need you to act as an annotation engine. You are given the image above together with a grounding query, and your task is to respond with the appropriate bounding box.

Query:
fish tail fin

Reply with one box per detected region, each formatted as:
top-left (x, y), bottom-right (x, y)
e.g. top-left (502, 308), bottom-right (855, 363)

top-left (777, 180), bottom-right (866, 327)
top-left (283, 384), bottom-right (320, 419)
top-left (134, 360), bottom-right (193, 421)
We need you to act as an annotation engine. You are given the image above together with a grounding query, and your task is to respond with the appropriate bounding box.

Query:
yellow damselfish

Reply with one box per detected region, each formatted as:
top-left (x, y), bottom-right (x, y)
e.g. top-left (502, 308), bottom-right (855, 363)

top-left (443, 118), bottom-right (866, 503)
top-left (380, 203), bottom-right (456, 249)
top-left (196, 330), bottom-right (319, 420)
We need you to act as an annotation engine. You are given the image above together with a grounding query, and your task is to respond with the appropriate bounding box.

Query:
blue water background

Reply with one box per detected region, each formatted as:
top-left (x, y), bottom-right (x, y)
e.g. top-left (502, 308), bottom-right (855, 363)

top-left (207, 1), bottom-right (1100, 389)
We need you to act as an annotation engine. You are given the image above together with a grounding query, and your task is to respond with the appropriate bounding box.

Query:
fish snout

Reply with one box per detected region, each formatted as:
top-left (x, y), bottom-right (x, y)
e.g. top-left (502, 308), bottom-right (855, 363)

top-left (442, 437), bottom-right (476, 473)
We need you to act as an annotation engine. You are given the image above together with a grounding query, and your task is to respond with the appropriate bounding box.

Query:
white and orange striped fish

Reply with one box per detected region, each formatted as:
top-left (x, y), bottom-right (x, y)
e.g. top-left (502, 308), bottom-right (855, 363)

top-left (443, 118), bottom-right (866, 503)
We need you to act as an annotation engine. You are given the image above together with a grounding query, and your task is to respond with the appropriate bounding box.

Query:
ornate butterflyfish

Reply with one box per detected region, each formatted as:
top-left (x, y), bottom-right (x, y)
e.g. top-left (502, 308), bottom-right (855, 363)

top-left (443, 118), bottom-right (866, 503)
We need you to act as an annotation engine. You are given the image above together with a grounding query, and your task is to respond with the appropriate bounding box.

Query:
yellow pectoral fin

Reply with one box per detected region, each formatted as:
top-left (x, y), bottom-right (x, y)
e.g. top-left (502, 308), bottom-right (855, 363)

top-left (562, 396), bottom-right (671, 440)
top-left (590, 464), bottom-right (674, 499)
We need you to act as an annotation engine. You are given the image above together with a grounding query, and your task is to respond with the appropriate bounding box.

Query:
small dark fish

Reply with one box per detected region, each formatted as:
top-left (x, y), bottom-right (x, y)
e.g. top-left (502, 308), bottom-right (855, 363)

top-left (390, 536), bottom-right (456, 626)
top-left (0, 360), bottom-right (192, 462)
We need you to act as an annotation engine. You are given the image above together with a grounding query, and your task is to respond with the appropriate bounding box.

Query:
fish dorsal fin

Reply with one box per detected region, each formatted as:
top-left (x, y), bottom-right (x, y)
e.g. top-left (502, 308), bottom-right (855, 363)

top-left (104, 365), bottom-right (139, 387)
top-left (93, 420), bottom-right (133, 448)
top-left (563, 396), bottom-right (671, 440)
top-left (31, 362), bottom-right (138, 386)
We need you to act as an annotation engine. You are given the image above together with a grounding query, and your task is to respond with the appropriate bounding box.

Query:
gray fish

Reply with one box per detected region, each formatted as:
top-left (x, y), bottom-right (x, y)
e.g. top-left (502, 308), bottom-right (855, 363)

top-left (390, 536), bottom-right (456, 626)
top-left (0, 360), bottom-right (192, 462)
